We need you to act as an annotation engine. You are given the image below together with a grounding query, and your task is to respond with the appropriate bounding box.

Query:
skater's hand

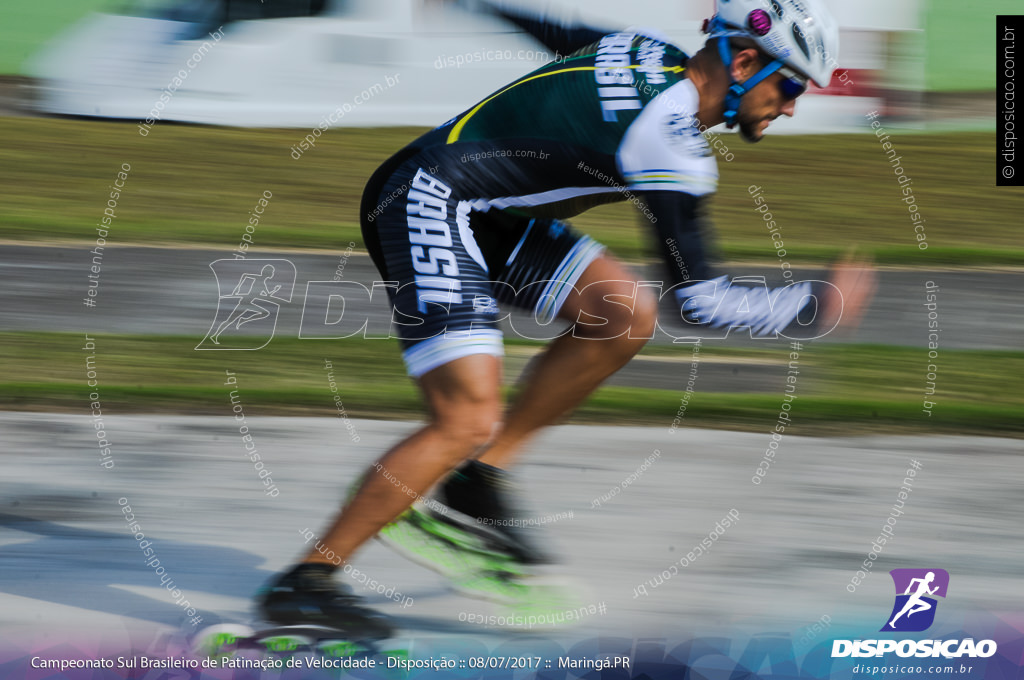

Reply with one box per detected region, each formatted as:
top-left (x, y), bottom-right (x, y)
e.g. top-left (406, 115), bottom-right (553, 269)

top-left (820, 254), bottom-right (876, 335)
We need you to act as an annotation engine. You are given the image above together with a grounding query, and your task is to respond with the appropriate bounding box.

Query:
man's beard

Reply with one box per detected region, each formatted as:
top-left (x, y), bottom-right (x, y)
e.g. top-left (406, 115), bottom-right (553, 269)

top-left (738, 117), bottom-right (763, 143)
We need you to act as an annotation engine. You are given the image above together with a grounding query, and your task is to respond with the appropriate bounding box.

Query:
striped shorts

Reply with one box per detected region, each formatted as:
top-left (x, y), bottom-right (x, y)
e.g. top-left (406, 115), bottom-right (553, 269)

top-left (360, 159), bottom-right (604, 378)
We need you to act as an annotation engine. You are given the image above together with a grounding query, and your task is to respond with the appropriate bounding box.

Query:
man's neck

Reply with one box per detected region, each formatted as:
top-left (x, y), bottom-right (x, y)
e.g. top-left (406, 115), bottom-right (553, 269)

top-left (685, 49), bottom-right (727, 129)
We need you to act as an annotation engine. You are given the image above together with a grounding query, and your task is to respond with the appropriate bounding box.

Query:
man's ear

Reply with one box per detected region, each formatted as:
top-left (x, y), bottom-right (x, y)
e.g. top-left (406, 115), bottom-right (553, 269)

top-left (730, 48), bottom-right (763, 82)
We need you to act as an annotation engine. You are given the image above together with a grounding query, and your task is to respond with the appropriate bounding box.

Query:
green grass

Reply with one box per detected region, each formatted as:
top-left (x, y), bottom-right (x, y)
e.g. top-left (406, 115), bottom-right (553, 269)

top-left (925, 0), bottom-right (1021, 91)
top-left (0, 1), bottom-right (116, 74)
top-left (4, 332), bottom-right (1020, 435)
top-left (1, 118), bottom-right (1021, 266)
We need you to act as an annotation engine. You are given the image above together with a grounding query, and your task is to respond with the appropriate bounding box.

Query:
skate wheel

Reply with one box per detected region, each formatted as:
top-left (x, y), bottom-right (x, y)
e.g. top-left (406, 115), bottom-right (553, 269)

top-left (315, 639), bottom-right (370, 657)
top-left (451, 571), bottom-right (525, 604)
top-left (466, 574), bottom-right (590, 626)
top-left (255, 632), bottom-right (314, 653)
top-left (192, 624), bottom-right (255, 658)
top-left (504, 577), bottom-right (592, 629)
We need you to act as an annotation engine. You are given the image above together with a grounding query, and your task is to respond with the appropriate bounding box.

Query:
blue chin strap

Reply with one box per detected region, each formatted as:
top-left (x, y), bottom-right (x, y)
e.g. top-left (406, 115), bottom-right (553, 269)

top-left (717, 36), bottom-right (783, 128)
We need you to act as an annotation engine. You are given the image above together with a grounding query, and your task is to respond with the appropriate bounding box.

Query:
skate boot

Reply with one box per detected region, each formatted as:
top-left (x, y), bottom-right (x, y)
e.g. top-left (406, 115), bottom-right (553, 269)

top-left (435, 460), bottom-right (554, 566)
top-left (257, 564), bottom-right (393, 639)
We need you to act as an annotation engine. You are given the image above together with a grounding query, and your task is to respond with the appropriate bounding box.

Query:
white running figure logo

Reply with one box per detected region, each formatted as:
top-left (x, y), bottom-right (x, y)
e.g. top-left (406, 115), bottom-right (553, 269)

top-left (210, 264), bottom-right (282, 345)
top-left (889, 571), bottom-right (939, 628)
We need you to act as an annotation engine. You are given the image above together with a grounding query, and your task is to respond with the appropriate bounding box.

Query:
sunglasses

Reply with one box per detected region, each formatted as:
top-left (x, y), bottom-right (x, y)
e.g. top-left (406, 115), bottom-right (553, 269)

top-left (777, 66), bottom-right (809, 100)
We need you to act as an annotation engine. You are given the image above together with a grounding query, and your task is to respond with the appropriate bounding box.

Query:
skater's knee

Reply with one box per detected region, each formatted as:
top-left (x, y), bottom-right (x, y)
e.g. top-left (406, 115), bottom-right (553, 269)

top-left (431, 399), bottom-right (502, 453)
top-left (628, 287), bottom-right (658, 341)
top-left (573, 279), bottom-right (657, 344)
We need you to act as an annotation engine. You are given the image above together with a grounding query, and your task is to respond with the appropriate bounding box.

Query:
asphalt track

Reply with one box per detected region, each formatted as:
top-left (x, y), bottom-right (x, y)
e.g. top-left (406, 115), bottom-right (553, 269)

top-left (2, 244), bottom-right (1022, 351)
top-left (2, 413), bottom-right (1022, 660)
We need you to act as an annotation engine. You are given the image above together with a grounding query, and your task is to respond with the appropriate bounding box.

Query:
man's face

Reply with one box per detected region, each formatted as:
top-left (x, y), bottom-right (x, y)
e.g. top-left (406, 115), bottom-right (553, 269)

top-left (735, 70), bottom-right (801, 143)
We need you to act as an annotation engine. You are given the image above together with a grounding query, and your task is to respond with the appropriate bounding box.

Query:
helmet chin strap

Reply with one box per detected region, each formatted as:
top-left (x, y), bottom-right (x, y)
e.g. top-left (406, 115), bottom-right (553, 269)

top-left (717, 36), bottom-right (783, 128)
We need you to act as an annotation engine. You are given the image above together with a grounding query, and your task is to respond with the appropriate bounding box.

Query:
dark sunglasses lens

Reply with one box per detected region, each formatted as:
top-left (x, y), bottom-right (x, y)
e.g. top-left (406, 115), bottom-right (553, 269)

top-left (780, 77), bottom-right (807, 100)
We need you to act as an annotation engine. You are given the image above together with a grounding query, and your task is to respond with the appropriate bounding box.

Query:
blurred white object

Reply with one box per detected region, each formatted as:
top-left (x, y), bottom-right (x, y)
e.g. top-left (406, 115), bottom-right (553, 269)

top-left (26, 0), bottom-right (908, 130)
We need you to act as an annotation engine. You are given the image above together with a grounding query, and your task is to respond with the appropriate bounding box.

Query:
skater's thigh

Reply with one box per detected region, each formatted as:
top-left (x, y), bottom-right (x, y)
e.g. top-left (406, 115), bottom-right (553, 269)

top-left (417, 354), bottom-right (502, 435)
top-left (362, 158), bottom-right (510, 381)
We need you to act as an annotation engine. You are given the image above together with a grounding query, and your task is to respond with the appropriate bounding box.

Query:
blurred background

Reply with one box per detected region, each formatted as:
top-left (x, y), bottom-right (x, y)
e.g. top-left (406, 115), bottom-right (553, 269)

top-left (1, 1), bottom-right (1022, 665)
top-left (0, 0), bottom-right (1005, 128)
top-left (0, 0), bottom-right (1019, 432)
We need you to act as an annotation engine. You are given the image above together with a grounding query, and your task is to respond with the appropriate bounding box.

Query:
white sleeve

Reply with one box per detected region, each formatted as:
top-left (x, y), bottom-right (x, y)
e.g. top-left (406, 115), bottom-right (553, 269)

top-left (616, 79), bottom-right (719, 196)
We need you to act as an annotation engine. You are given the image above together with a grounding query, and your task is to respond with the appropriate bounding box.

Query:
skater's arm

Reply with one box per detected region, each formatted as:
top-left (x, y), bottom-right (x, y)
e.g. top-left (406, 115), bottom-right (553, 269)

top-left (473, 1), bottom-right (613, 55)
top-left (641, 191), bottom-right (713, 288)
top-left (619, 77), bottom-right (834, 339)
top-left (641, 191), bottom-right (825, 338)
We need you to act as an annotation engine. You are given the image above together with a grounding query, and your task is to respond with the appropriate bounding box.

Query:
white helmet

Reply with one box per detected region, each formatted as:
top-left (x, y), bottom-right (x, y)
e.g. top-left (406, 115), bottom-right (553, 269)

top-left (705, 0), bottom-right (840, 88)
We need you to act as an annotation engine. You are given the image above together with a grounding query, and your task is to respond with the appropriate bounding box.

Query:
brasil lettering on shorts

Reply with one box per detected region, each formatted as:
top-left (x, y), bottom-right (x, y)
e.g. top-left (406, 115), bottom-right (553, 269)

top-left (406, 169), bottom-right (461, 313)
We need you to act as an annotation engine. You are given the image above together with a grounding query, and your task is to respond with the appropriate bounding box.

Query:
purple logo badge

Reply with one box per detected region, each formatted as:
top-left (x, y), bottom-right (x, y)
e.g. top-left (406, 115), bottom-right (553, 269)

top-left (881, 569), bottom-right (950, 632)
top-left (748, 9), bottom-right (773, 36)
